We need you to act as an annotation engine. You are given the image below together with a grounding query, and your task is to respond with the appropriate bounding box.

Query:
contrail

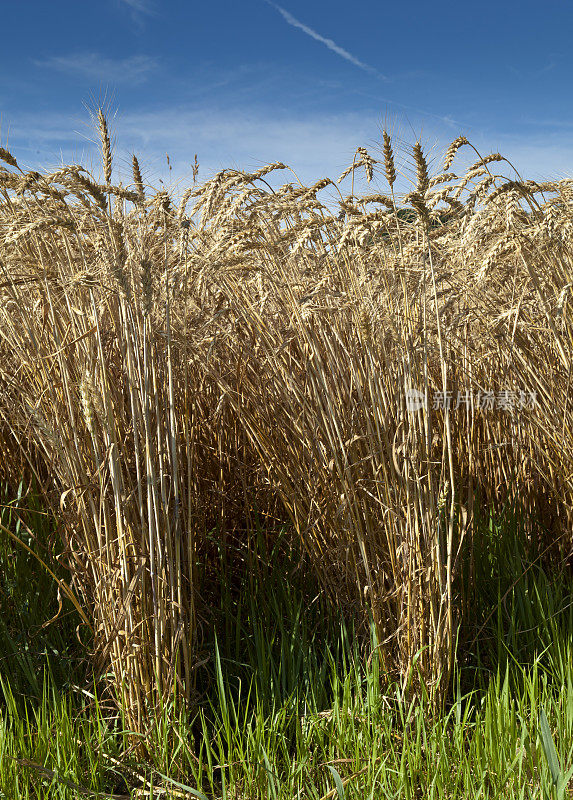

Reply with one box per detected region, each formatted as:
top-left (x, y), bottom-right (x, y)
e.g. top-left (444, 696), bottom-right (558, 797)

top-left (265, 1), bottom-right (388, 80)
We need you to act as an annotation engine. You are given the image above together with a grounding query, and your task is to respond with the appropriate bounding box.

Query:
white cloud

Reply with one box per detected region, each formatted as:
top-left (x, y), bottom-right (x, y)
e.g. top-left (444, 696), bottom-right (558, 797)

top-left (5, 105), bottom-right (573, 199)
top-left (265, 1), bottom-right (388, 80)
top-left (472, 133), bottom-right (573, 182)
top-left (122, 106), bottom-right (419, 191)
top-left (1, 106), bottom-right (394, 191)
top-left (120, 0), bottom-right (155, 15)
top-left (35, 53), bottom-right (158, 85)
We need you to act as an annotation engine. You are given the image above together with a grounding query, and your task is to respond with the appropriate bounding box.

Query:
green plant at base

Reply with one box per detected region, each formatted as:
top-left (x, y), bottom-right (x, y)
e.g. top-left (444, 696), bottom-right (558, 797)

top-left (538, 706), bottom-right (573, 800)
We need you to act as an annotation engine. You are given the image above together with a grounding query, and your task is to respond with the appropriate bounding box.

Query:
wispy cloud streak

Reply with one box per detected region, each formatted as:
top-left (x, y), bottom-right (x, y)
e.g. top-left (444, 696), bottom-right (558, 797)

top-left (35, 52), bottom-right (158, 84)
top-left (265, 1), bottom-right (388, 80)
top-left (120, 0), bottom-right (155, 15)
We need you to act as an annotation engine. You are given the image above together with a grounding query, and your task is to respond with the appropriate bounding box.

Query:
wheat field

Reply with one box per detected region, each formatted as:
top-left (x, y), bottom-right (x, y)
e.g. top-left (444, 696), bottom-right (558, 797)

top-left (0, 112), bottom-right (571, 738)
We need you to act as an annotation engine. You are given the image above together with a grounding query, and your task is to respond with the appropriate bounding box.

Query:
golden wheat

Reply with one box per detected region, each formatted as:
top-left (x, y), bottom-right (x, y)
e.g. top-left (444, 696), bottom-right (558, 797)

top-left (0, 114), bottom-right (572, 741)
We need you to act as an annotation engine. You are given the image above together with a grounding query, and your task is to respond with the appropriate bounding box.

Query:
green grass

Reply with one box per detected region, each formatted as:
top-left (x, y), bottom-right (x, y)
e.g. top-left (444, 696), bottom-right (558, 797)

top-left (1, 490), bottom-right (573, 798)
top-left (0, 484), bottom-right (84, 699)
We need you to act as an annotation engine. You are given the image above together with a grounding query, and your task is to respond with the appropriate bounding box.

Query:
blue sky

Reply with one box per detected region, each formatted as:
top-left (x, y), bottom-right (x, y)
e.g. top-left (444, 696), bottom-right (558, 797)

top-left (1, 0), bottom-right (572, 195)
